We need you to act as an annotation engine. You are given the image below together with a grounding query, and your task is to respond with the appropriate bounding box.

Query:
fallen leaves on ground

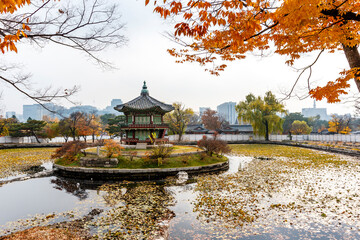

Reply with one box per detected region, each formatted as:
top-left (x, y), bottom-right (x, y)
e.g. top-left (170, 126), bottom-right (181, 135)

top-left (0, 148), bottom-right (56, 179)
top-left (190, 144), bottom-right (360, 238)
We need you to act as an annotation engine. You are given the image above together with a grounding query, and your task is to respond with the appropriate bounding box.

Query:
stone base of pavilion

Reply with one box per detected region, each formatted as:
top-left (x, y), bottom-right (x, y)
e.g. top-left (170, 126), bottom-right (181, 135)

top-left (53, 160), bottom-right (229, 181)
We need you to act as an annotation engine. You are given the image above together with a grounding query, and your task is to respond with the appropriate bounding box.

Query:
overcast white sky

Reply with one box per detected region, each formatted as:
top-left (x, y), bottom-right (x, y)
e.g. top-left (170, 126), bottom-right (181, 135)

top-left (0, 0), bottom-right (358, 117)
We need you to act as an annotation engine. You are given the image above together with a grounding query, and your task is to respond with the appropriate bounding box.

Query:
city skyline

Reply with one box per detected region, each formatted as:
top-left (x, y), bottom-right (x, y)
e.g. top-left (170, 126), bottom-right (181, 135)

top-left (4, 96), bottom-right (347, 124)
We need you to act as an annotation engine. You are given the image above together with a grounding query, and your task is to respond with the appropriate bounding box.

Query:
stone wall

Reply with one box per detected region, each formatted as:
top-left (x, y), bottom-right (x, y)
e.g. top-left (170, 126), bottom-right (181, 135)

top-left (53, 160), bottom-right (229, 181)
top-left (0, 143), bottom-right (62, 149)
top-left (80, 157), bottom-right (118, 168)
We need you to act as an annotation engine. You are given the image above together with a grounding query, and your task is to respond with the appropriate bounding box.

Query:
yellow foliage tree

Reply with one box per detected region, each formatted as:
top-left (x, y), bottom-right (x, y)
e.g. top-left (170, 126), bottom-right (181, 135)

top-left (328, 114), bottom-right (352, 134)
top-left (164, 102), bottom-right (194, 142)
top-left (147, 0), bottom-right (360, 103)
top-left (290, 120), bottom-right (312, 135)
top-left (104, 139), bottom-right (123, 158)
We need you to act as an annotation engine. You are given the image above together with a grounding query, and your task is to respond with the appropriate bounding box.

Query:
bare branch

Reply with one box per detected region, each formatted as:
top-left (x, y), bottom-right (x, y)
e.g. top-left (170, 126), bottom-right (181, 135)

top-left (280, 49), bottom-right (324, 102)
top-left (0, 0), bottom-right (127, 114)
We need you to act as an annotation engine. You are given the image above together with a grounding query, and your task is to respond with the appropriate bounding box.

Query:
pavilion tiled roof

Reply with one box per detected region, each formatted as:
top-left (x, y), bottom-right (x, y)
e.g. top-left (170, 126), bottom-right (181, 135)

top-left (114, 81), bottom-right (174, 113)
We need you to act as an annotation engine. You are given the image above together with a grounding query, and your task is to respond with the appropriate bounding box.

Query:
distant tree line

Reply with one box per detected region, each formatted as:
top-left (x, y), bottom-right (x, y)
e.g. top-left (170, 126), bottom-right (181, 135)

top-left (0, 112), bottom-right (119, 143)
top-left (1, 93), bottom-right (359, 143)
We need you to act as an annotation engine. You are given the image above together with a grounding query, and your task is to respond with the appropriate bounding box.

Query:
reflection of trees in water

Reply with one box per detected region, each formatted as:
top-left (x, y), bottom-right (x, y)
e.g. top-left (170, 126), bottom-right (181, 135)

top-left (92, 182), bottom-right (175, 239)
top-left (51, 178), bottom-right (88, 200)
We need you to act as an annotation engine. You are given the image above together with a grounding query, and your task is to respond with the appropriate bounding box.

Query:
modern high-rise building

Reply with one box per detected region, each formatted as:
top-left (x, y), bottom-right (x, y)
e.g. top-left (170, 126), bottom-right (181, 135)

top-left (23, 103), bottom-right (64, 121)
top-left (5, 111), bottom-right (16, 119)
top-left (98, 99), bottom-right (124, 116)
top-left (111, 99), bottom-right (123, 107)
top-left (217, 102), bottom-right (237, 125)
top-left (23, 104), bottom-right (43, 121)
top-left (21, 99), bottom-right (124, 121)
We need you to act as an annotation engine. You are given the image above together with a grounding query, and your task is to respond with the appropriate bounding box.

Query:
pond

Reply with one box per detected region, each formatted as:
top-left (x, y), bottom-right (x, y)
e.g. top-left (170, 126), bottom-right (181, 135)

top-left (1, 145), bottom-right (360, 239)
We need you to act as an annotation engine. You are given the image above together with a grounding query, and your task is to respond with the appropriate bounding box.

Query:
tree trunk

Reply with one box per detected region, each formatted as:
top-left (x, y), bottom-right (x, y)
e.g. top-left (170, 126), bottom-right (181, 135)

top-left (264, 121), bottom-right (269, 141)
top-left (178, 132), bottom-right (183, 142)
top-left (31, 130), bottom-right (41, 143)
top-left (342, 44), bottom-right (360, 91)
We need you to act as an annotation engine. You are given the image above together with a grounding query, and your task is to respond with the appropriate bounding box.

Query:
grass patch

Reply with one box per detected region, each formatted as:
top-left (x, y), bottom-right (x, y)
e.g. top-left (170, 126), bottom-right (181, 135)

top-left (54, 158), bottom-right (81, 167)
top-left (85, 145), bottom-right (202, 156)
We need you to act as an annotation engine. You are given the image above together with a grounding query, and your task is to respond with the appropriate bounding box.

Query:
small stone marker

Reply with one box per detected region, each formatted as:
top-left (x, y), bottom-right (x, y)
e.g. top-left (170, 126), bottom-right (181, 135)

top-left (136, 143), bottom-right (147, 150)
top-left (96, 146), bottom-right (100, 156)
top-left (176, 171), bottom-right (188, 184)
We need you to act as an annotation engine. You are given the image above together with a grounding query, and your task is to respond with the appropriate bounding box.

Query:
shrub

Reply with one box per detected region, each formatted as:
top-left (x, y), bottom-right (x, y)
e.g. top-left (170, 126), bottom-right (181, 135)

top-left (52, 141), bottom-right (87, 162)
top-left (104, 139), bottom-right (123, 158)
top-left (149, 144), bottom-right (174, 159)
top-left (197, 135), bottom-right (231, 156)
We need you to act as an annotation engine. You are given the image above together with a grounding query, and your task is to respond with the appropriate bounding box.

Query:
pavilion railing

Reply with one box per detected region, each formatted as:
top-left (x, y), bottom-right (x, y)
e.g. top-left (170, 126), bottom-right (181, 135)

top-left (121, 124), bottom-right (169, 128)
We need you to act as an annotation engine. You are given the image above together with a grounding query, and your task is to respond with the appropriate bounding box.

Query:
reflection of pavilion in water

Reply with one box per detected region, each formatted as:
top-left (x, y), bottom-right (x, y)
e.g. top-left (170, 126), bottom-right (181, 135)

top-left (51, 178), bottom-right (89, 200)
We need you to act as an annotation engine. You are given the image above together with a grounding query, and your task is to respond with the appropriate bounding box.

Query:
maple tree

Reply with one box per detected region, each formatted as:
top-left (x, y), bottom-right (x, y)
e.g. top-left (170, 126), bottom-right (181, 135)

top-left (77, 117), bottom-right (92, 142)
top-left (236, 91), bottom-right (285, 141)
top-left (201, 109), bottom-right (228, 131)
top-left (0, 0), bottom-right (126, 110)
top-left (147, 0), bottom-right (360, 102)
top-left (88, 115), bottom-right (102, 143)
top-left (104, 139), bottom-right (123, 158)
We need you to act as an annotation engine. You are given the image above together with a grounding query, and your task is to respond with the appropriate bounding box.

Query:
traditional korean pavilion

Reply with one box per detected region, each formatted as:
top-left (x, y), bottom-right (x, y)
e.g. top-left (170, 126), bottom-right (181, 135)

top-left (114, 81), bottom-right (174, 144)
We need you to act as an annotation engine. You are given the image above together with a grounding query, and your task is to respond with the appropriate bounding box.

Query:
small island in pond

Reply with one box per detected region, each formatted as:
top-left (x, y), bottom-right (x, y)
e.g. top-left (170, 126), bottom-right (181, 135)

top-left (53, 82), bottom-right (230, 180)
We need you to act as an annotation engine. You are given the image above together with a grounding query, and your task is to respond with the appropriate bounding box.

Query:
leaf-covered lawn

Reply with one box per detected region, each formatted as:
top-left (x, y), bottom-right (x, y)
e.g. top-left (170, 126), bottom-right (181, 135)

top-left (0, 148), bottom-right (56, 179)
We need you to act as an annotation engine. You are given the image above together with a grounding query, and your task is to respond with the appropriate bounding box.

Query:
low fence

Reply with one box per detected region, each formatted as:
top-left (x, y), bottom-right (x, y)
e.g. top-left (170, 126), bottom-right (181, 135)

top-left (168, 134), bottom-right (360, 143)
top-left (0, 135), bottom-right (121, 144)
top-left (2, 134), bottom-right (360, 145)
